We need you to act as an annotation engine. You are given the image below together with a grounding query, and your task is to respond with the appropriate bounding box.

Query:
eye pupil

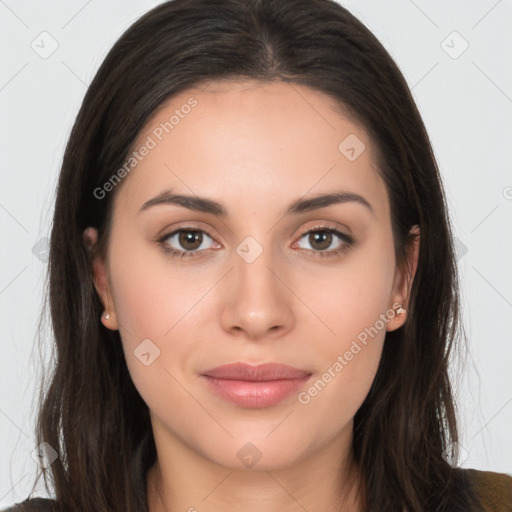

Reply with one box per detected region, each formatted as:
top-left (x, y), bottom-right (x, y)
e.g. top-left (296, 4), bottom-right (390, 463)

top-left (179, 230), bottom-right (202, 250)
top-left (310, 231), bottom-right (332, 250)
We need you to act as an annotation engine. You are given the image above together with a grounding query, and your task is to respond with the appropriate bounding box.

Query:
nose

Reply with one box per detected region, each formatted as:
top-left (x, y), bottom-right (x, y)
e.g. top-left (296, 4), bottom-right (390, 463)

top-left (220, 242), bottom-right (295, 341)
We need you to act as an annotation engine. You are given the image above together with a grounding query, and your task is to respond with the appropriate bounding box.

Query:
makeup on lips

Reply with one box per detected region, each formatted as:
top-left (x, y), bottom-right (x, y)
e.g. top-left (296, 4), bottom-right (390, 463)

top-left (200, 362), bottom-right (313, 408)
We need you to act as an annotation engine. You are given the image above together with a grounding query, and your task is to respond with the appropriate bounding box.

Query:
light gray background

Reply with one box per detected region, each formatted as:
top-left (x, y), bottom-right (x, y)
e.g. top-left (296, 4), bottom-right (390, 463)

top-left (1, 0), bottom-right (511, 506)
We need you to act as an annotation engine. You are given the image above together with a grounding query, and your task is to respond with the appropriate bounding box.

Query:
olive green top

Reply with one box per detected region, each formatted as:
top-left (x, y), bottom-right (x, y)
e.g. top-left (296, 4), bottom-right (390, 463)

top-left (467, 469), bottom-right (512, 511)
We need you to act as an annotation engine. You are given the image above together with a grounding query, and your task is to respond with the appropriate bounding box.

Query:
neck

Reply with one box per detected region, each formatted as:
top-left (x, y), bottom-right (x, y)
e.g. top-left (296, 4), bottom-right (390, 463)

top-left (146, 436), bottom-right (363, 512)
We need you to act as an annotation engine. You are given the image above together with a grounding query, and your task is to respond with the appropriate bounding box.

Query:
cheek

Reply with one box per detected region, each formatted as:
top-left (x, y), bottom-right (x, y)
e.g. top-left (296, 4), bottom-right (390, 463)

top-left (294, 242), bottom-right (394, 419)
top-left (110, 254), bottom-right (171, 341)
top-left (303, 240), bottom-right (395, 345)
top-left (108, 225), bottom-right (211, 337)
top-left (106, 236), bottom-right (205, 397)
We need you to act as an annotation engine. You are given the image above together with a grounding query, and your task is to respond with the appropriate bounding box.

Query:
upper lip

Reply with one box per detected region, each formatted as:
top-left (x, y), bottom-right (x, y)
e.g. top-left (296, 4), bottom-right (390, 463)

top-left (202, 362), bottom-right (311, 381)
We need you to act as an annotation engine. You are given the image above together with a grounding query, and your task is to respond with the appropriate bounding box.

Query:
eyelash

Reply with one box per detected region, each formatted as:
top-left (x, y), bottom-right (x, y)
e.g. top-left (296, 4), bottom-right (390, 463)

top-left (157, 225), bottom-right (354, 260)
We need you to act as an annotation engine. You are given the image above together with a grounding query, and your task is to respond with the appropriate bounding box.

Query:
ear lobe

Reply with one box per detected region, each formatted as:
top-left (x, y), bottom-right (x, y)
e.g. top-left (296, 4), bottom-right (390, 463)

top-left (387, 225), bottom-right (420, 331)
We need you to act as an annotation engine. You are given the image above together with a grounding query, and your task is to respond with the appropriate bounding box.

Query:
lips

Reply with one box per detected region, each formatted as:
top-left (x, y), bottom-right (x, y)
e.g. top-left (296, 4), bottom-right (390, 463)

top-left (202, 362), bottom-right (311, 381)
top-left (200, 362), bottom-right (313, 408)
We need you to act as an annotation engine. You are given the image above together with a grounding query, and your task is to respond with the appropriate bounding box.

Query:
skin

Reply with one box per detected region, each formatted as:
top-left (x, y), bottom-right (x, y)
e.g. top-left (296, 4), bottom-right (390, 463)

top-left (83, 80), bottom-right (419, 512)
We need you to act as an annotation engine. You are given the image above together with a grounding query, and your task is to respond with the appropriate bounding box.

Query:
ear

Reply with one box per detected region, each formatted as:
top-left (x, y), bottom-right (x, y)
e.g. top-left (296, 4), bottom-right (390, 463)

top-left (386, 225), bottom-right (420, 332)
top-left (82, 227), bottom-right (119, 330)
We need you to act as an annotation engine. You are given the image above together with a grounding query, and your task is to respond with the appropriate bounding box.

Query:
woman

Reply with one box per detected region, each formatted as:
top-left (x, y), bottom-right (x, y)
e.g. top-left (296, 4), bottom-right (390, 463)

top-left (5, 0), bottom-right (511, 511)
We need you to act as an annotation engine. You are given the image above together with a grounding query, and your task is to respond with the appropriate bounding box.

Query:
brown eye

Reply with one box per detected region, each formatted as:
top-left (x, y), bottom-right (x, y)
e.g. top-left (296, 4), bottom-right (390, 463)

top-left (295, 228), bottom-right (352, 254)
top-left (159, 228), bottom-right (217, 257)
top-left (307, 231), bottom-right (333, 251)
top-left (178, 230), bottom-right (203, 250)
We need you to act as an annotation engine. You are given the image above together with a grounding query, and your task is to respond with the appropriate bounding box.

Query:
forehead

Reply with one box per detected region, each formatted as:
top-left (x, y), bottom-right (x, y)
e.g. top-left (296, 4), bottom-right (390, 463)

top-left (114, 79), bottom-right (388, 219)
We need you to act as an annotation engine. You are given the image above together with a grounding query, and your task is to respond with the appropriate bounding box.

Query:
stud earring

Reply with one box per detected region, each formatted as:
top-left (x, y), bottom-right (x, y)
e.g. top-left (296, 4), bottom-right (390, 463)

top-left (396, 306), bottom-right (407, 318)
top-left (104, 312), bottom-right (110, 320)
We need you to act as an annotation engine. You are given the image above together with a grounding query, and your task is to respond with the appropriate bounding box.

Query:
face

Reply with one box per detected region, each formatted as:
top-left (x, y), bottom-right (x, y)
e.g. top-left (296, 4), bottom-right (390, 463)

top-left (84, 80), bottom-right (416, 471)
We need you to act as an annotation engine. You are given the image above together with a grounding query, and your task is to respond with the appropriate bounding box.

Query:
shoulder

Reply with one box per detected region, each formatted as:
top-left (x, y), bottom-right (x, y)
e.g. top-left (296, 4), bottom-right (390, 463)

top-left (1, 498), bottom-right (61, 512)
top-left (464, 468), bottom-right (512, 511)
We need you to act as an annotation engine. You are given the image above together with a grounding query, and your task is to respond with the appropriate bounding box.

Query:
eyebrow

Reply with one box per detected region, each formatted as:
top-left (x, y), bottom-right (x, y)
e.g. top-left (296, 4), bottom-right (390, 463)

top-left (138, 189), bottom-right (374, 217)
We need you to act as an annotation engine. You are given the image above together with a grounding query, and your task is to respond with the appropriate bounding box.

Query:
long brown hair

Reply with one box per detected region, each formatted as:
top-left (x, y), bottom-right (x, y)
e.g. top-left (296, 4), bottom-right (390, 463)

top-left (24, 0), bottom-right (480, 510)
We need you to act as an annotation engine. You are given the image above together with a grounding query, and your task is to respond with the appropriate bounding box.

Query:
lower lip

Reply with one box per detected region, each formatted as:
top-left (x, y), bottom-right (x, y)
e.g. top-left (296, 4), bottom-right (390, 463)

top-left (201, 375), bottom-right (311, 408)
